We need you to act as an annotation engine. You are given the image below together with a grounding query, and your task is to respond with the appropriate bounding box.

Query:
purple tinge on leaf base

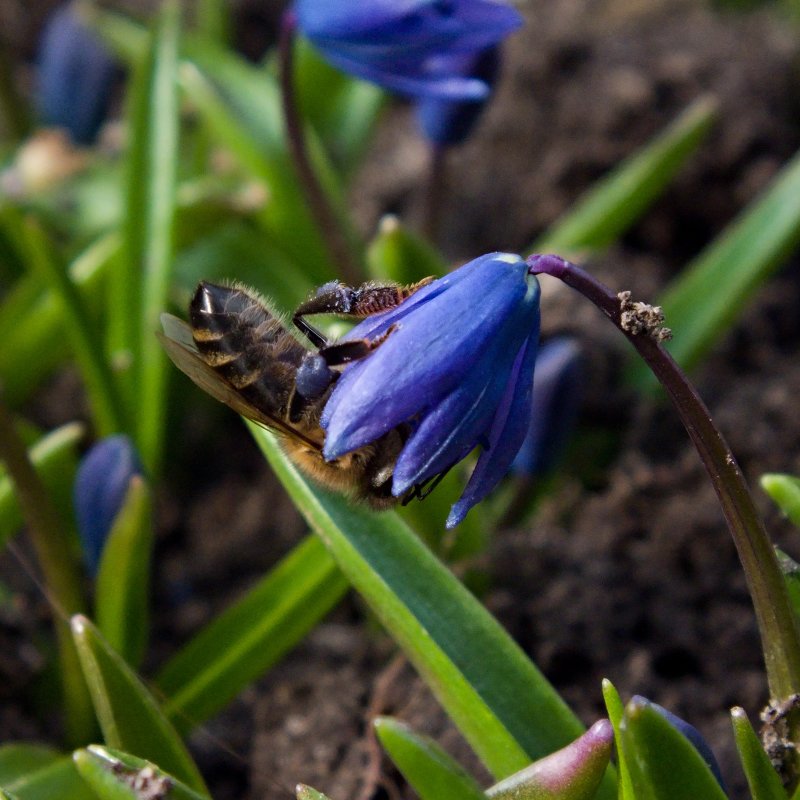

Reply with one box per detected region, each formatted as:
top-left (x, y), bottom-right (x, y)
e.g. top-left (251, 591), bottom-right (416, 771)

top-left (632, 696), bottom-right (727, 792)
top-left (321, 252), bottom-right (541, 528)
top-left (415, 45), bottom-right (501, 145)
top-left (488, 720), bottom-right (614, 800)
top-left (511, 337), bottom-right (583, 477)
top-left (74, 435), bottom-right (142, 574)
top-left (294, 0), bottom-right (522, 100)
top-left (36, 2), bottom-right (118, 145)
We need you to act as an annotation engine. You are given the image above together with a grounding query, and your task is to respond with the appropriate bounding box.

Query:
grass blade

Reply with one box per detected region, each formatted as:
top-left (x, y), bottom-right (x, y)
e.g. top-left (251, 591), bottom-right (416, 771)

top-left (0, 755), bottom-right (96, 800)
top-left (534, 96), bottom-right (717, 256)
top-left (249, 424), bottom-right (613, 797)
top-left (730, 707), bottom-right (786, 800)
top-left (71, 615), bottom-right (207, 793)
top-left (628, 145), bottom-right (800, 389)
top-left (156, 534), bottom-right (347, 731)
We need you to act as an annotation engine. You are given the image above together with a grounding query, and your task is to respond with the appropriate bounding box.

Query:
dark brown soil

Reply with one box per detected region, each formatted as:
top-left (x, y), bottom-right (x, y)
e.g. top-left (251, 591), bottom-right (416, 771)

top-left (4, 1), bottom-right (800, 799)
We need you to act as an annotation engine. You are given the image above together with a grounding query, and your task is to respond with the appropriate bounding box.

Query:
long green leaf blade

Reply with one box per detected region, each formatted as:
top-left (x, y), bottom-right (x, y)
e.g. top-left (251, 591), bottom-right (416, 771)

top-left (628, 145), bottom-right (800, 389)
top-left (71, 615), bottom-right (207, 793)
top-left (730, 707), bottom-right (785, 800)
top-left (157, 533), bottom-right (347, 731)
top-left (601, 680), bottom-right (634, 800)
top-left (534, 96), bottom-right (717, 256)
top-left (375, 717), bottom-right (486, 800)
top-left (0, 754), bottom-right (95, 800)
top-left (249, 424), bottom-right (612, 796)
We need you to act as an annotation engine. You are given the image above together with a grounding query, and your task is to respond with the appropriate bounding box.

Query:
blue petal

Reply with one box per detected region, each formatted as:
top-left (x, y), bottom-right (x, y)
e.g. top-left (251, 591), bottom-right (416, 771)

top-left (322, 255), bottom-right (531, 458)
top-left (447, 301), bottom-right (540, 527)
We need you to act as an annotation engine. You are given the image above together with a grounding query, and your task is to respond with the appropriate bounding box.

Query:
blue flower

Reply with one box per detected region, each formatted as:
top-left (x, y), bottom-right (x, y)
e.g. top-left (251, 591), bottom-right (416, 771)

top-left (632, 696), bottom-right (727, 792)
top-left (36, 3), bottom-right (117, 145)
top-left (415, 45), bottom-right (501, 145)
top-left (322, 252), bottom-right (541, 528)
top-left (74, 435), bottom-right (142, 574)
top-left (294, 0), bottom-right (523, 100)
top-left (512, 337), bottom-right (583, 477)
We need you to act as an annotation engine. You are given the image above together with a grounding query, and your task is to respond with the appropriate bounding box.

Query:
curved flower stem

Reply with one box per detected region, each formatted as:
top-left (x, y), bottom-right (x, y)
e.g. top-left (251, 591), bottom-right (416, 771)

top-left (422, 144), bottom-right (448, 245)
top-left (278, 12), bottom-right (362, 285)
top-left (527, 253), bottom-right (800, 704)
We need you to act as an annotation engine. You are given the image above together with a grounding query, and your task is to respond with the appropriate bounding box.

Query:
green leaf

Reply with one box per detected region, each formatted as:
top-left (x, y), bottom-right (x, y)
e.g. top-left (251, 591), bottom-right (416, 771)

top-left (0, 752), bottom-right (95, 800)
top-left (375, 717), bottom-right (486, 800)
top-left (157, 534), bottom-right (347, 731)
top-left (600, 680), bottom-right (634, 800)
top-left (0, 745), bottom-right (61, 784)
top-left (118, 1), bottom-right (181, 473)
top-left (534, 96), bottom-right (717, 257)
top-left (762, 473), bottom-right (800, 528)
top-left (73, 746), bottom-right (210, 800)
top-left (249, 424), bottom-right (614, 800)
top-left (628, 144), bottom-right (800, 389)
top-left (0, 422), bottom-right (83, 549)
top-left (71, 615), bottom-right (207, 794)
top-left (621, 699), bottom-right (728, 800)
top-left (296, 786), bottom-right (334, 800)
top-left (95, 477), bottom-right (153, 669)
top-left (730, 706), bottom-right (786, 800)
top-left (366, 215), bottom-right (447, 284)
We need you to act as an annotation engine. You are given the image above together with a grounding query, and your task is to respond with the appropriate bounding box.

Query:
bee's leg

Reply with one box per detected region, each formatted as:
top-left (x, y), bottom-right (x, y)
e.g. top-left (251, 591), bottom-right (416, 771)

top-left (295, 325), bottom-right (397, 400)
top-left (292, 277), bottom-right (434, 346)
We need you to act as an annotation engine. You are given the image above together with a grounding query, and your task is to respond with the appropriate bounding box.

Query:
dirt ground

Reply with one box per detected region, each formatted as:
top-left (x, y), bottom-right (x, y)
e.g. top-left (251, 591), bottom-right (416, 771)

top-left (4, 1), bottom-right (800, 798)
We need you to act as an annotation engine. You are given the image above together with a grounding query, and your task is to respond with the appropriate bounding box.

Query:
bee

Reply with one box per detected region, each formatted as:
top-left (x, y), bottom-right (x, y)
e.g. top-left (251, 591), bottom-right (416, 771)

top-left (158, 278), bottom-right (435, 507)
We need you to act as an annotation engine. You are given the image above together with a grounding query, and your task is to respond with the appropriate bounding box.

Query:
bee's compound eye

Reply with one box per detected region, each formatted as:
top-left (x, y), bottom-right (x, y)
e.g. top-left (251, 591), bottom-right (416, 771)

top-left (296, 353), bottom-right (335, 399)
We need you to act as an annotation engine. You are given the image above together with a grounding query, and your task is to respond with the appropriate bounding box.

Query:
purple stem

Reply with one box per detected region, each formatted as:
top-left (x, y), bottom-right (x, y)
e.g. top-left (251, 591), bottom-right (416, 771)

top-left (278, 12), bottom-right (362, 285)
top-left (527, 254), bottom-right (800, 703)
top-left (422, 143), bottom-right (448, 245)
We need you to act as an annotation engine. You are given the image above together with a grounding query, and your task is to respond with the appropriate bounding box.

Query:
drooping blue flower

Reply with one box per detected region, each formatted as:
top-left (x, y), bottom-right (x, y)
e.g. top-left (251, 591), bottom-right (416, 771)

top-left (74, 435), bottom-right (142, 574)
top-left (322, 252), bottom-right (541, 528)
top-left (512, 337), bottom-right (583, 477)
top-left (36, 2), bottom-right (118, 145)
top-left (632, 696), bottom-right (727, 792)
top-left (294, 0), bottom-right (523, 100)
top-left (415, 45), bottom-right (501, 145)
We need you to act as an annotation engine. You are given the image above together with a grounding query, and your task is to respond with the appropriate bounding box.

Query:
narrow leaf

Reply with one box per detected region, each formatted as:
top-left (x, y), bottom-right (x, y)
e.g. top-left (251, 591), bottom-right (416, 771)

top-left (366, 215), bottom-right (447, 284)
top-left (71, 615), bottom-right (207, 793)
top-left (0, 745), bottom-right (61, 784)
top-left (730, 707), bottom-right (785, 800)
top-left (249, 424), bottom-right (614, 799)
top-left (375, 717), bottom-right (485, 800)
top-left (74, 746), bottom-right (210, 800)
top-left (0, 422), bottom-right (83, 549)
top-left (534, 96), bottom-right (717, 256)
top-left (296, 786), bottom-right (334, 800)
top-left (95, 477), bottom-right (153, 669)
top-left (621, 699), bottom-right (727, 800)
top-left (762, 473), bottom-right (800, 528)
top-left (628, 144), bottom-right (800, 389)
top-left (157, 534), bottom-right (347, 731)
top-left (601, 680), bottom-right (634, 800)
top-left (0, 754), bottom-right (95, 800)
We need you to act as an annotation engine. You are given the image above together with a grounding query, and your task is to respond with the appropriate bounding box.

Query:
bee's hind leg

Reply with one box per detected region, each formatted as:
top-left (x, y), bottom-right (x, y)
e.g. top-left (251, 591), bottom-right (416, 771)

top-left (292, 277), bottom-right (434, 347)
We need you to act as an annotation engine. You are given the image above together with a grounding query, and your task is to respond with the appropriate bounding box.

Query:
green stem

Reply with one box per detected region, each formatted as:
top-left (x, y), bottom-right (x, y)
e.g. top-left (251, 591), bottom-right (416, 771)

top-left (0, 401), bottom-right (94, 745)
top-left (527, 254), bottom-right (800, 701)
top-left (278, 11), bottom-right (362, 285)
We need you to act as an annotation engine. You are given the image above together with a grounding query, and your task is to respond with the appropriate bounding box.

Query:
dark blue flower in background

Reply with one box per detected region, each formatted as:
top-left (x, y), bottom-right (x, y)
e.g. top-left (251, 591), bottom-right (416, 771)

top-left (415, 45), bottom-right (501, 146)
top-left (36, 2), bottom-right (117, 145)
top-left (632, 696), bottom-right (728, 792)
top-left (322, 252), bottom-right (541, 528)
top-left (74, 435), bottom-right (142, 574)
top-left (512, 337), bottom-right (583, 477)
top-left (294, 0), bottom-right (523, 100)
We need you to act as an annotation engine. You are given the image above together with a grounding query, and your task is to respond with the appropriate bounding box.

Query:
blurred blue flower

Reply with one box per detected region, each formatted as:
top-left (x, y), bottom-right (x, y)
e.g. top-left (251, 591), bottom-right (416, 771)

top-left (294, 0), bottom-right (522, 100)
top-left (632, 696), bottom-right (727, 792)
top-left (36, 2), bottom-right (117, 145)
top-left (322, 252), bottom-right (541, 528)
top-left (74, 435), bottom-right (142, 574)
top-left (512, 337), bottom-right (583, 477)
top-left (415, 45), bottom-right (501, 145)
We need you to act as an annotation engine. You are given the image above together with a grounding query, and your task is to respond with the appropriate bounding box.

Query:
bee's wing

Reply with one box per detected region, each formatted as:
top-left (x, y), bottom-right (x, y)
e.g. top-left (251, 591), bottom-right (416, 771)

top-left (158, 314), bottom-right (322, 451)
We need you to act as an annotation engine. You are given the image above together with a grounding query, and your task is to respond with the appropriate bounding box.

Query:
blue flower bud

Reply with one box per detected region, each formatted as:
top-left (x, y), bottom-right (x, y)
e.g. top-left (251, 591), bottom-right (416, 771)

top-left (632, 696), bottom-right (727, 791)
top-left (294, 0), bottom-right (522, 100)
top-left (321, 252), bottom-right (541, 528)
top-left (415, 45), bottom-right (501, 146)
top-left (511, 337), bottom-right (583, 477)
top-left (74, 435), bottom-right (142, 574)
top-left (36, 3), bottom-right (117, 145)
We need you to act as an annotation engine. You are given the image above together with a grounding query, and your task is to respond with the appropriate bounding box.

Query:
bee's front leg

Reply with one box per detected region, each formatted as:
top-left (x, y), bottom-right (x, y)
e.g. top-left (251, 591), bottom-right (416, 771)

top-left (292, 277), bottom-right (434, 347)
